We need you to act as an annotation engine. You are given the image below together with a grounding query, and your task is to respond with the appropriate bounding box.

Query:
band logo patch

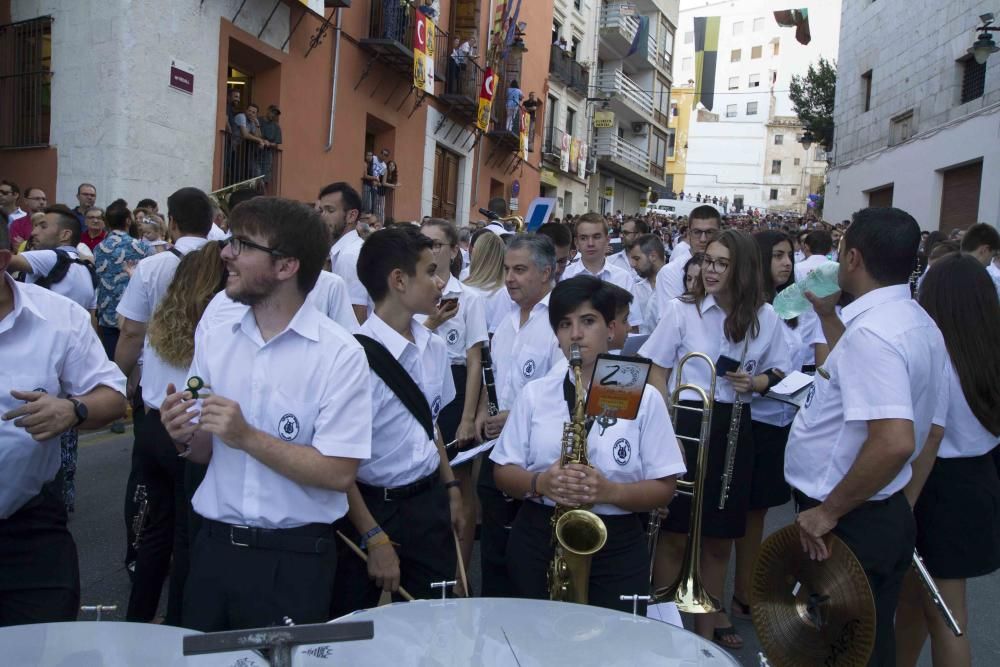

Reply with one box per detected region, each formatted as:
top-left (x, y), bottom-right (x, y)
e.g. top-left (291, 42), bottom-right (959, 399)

top-left (446, 329), bottom-right (459, 345)
top-left (744, 359), bottom-right (758, 375)
top-left (613, 438), bottom-right (631, 465)
top-left (522, 359), bottom-right (536, 378)
top-left (432, 396), bottom-right (442, 419)
top-left (278, 413), bottom-right (300, 441)
top-left (804, 384), bottom-right (817, 409)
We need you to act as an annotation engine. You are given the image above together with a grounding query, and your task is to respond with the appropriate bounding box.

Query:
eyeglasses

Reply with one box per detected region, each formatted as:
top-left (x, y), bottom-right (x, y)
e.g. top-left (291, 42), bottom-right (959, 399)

top-left (224, 236), bottom-right (286, 257)
top-left (700, 254), bottom-right (730, 274)
top-left (430, 240), bottom-right (454, 252)
top-left (690, 228), bottom-right (718, 239)
top-left (26, 196), bottom-right (47, 202)
top-left (0, 189), bottom-right (12, 196)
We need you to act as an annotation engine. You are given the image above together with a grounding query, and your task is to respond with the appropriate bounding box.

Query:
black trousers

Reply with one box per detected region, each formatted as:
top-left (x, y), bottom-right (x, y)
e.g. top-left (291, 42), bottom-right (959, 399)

top-left (477, 458), bottom-right (521, 597)
top-left (0, 476), bottom-right (80, 626)
top-left (331, 481), bottom-right (455, 616)
top-left (99, 325), bottom-right (120, 362)
top-left (183, 521), bottom-right (337, 631)
top-left (506, 501), bottom-right (649, 614)
top-left (123, 391), bottom-right (146, 568)
top-left (126, 408), bottom-right (185, 623)
top-left (795, 491), bottom-right (915, 667)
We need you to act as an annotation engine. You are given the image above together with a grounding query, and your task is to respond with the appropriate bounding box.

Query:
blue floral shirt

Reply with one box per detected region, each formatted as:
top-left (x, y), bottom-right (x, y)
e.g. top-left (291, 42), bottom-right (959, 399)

top-left (94, 231), bottom-right (151, 328)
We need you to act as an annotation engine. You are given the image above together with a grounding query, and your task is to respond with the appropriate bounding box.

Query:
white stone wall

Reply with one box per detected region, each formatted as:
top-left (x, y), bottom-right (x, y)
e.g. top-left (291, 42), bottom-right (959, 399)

top-left (12, 0), bottom-right (290, 208)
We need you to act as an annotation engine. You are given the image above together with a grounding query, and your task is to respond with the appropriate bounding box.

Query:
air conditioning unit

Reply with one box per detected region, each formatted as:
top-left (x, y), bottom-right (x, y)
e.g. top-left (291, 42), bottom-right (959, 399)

top-left (631, 122), bottom-right (648, 135)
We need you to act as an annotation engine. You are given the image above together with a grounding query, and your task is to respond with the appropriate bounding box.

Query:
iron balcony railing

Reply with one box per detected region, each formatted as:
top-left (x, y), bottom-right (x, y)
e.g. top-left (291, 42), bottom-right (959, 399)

top-left (0, 16), bottom-right (53, 148)
top-left (596, 69), bottom-right (654, 117)
top-left (217, 129), bottom-right (282, 196)
top-left (548, 44), bottom-right (590, 96)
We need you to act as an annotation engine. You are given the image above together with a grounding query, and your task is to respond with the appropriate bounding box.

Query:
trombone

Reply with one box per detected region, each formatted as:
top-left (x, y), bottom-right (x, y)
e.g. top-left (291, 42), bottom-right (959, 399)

top-left (649, 351), bottom-right (720, 614)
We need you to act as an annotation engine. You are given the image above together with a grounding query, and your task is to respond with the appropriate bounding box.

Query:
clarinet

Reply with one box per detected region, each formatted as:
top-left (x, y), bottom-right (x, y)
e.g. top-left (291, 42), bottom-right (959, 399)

top-left (718, 399), bottom-right (742, 510)
top-left (481, 345), bottom-right (499, 417)
top-left (131, 484), bottom-right (150, 550)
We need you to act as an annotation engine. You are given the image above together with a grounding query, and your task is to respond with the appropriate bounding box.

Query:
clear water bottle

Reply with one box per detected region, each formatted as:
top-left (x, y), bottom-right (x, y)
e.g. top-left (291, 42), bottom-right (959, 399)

top-left (774, 261), bottom-right (840, 320)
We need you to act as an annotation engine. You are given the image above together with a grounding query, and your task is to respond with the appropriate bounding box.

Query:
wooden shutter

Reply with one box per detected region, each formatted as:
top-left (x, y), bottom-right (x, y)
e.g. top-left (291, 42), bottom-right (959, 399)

top-left (939, 161), bottom-right (982, 234)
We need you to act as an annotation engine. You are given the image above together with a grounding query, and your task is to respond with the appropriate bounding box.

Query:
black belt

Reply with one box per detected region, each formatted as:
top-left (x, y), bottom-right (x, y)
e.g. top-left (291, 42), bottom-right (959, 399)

top-left (203, 518), bottom-right (333, 554)
top-left (793, 489), bottom-right (898, 512)
top-left (357, 470), bottom-right (440, 502)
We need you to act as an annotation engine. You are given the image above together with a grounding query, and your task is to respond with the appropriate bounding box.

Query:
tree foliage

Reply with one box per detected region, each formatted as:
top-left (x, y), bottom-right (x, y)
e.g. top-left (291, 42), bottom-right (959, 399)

top-left (789, 57), bottom-right (836, 151)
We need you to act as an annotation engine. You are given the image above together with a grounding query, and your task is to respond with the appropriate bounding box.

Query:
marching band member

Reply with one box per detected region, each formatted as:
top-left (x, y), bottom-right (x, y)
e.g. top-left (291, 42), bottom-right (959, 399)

top-left (475, 234), bottom-right (562, 597)
top-left (331, 226), bottom-right (462, 614)
top-left (492, 275), bottom-right (685, 612)
top-left (642, 229), bottom-right (792, 649)
top-left (784, 208), bottom-right (947, 667)
top-left (160, 198), bottom-right (371, 631)
top-left (654, 206), bottom-right (720, 308)
top-left (461, 231), bottom-right (508, 334)
top-left (732, 231), bottom-right (828, 619)
top-left (896, 253), bottom-right (1000, 667)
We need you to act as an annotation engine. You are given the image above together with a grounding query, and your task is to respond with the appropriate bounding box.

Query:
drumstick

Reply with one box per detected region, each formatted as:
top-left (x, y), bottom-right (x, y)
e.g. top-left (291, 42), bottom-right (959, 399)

top-left (335, 530), bottom-right (415, 602)
top-left (453, 529), bottom-right (470, 597)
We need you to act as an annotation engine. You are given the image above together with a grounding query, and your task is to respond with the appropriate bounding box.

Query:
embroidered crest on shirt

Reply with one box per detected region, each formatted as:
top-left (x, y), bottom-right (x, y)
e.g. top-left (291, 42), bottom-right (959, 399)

top-left (613, 438), bottom-right (631, 465)
top-left (522, 359), bottom-right (536, 378)
top-left (804, 384), bottom-right (817, 409)
top-left (432, 396), bottom-right (442, 419)
top-left (446, 328), bottom-right (459, 345)
top-left (278, 413), bottom-right (300, 441)
top-left (744, 359), bottom-right (758, 376)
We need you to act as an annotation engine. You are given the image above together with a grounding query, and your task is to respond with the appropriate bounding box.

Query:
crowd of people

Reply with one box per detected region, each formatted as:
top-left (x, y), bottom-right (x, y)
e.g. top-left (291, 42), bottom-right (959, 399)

top-left (2, 178), bottom-right (999, 667)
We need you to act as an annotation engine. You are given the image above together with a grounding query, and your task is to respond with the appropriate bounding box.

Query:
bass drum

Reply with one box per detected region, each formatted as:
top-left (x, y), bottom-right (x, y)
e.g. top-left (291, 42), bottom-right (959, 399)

top-left (300, 598), bottom-right (740, 666)
top-left (0, 621), bottom-right (266, 667)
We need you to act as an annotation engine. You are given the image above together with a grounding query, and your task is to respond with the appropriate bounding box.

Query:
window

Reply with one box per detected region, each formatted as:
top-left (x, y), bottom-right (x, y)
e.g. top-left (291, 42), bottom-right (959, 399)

top-left (566, 107), bottom-right (576, 136)
top-left (791, 188), bottom-right (798, 195)
top-left (751, 45), bottom-right (762, 59)
top-left (769, 188), bottom-right (779, 200)
top-left (652, 131), bottom-right (668, 167)
top-left (574, 0), bottom-right (582, 9)
top-left (733, 21), bottom-right (744, 35)
top-left (774, 134), bottom-right (784, 145)
top-left (682, 57), bottom-right (693, 71)
top-left (773, 39), bottom-right (781, 56)
top-left (726, 104), bottom-right (737, 118)
top-left (684, 31), bottom-right (694, 44)
top-left (0, 16), bottom-right (53, 148)
top-left (771, 159), bottom-right (782, 174)
top-left (666, 128), bottom-right (676, 158)
top-left (753, 17), bottom-right (766, 31)
top-left (728, 76), bottom-right (739, 90)
top-left (861, 70), bottom-right (873, 112)
top-left (794, 157), bottom-right (801, 166)
top-left (747, 101), bottom-right (758, 115)
top-left (571, 36), bottom-right (580, 58)
top-left (749, 73), bottom-right (760, 87)
top-left (890, 110), bottom-right (915, 145)
top-left (552, 22), bottom-right (561, 45)
top-left (960, 56), bottom-right (986, 104)
top-left (671, 102), bottom-right (679, 117)
top-left (731, 49), bottom-right (741, 62)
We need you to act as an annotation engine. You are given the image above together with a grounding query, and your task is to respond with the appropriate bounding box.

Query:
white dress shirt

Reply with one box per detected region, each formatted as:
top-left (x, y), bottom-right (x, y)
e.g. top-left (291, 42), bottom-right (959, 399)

top-left (639, 296), bottom-right (793, 404)
top-left (490, 361), bottom-right (686, 515)
top-left (561, 258), bottom-right (643, 327)
top-left (207, 223), bottom-right (230, 241)
top-left (328, 228), bottom-right (368, 307)
top-left (490, 291), bottom-right (562, 411)
top-left (356, 313), bottom-right (456, 487)
top-left (189, 302), bottom-right (372, 528)
top-left (0, 277), bottom-right (126, 517)
top-left (632, 278), bottom-right (658, 334)
top-left (654, 245), bottom-right (692, 316)
top-left (415, 276), bottom-right (488, 365)
top-left (751, 309), bottom-right (825, 427)
top-left (784, 285), bottom-right (947, 502)
top-left (933, 357), bottom-right (996, 459)
top-left (21, 246), bottom-right (97, 310)
top-left (462, 283), bottom-right (511, 334)
top-left (793, 253), bottom-right (833, 283)
top-left (607, 250), bottom-right (639, 282)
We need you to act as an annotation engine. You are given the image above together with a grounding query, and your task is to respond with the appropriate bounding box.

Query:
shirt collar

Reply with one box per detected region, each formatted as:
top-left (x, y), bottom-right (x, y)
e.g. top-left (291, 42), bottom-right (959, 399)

top-left (1, 274), bottom-right (46, 330)
top-left (840, 284), bottom-right (912, 326)
top-left (174, 236), bottom-right (209, 254)
top-left (444, 275), bottom-right (463, 294)
top-left (366, 312), bottom-right (431, 361)
top-left (700, 293), bottom-right (721, 313)
top-left (232, 300), bottom-right (322, 344)
top-left (331, 228), bottom-right (361, 254)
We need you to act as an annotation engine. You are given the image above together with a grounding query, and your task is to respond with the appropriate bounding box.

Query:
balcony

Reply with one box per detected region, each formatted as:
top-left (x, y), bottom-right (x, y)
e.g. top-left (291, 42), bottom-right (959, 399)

top-left (360, 1), bottom-right (447, 84)
top-left (215, 130), bottom-right (282, 196)
top-left (548, 44), bottom-right (590, 97)
top-left (486, 83), bottom-right (524, 153)
top-left (595, 69), bottom-right (654, 122)
top-left (593, 133), bottom-right (662, 186)
top-left (598, 4), bottom-right (662, 71)
top-left (440, 56), bottom-right (486, 119)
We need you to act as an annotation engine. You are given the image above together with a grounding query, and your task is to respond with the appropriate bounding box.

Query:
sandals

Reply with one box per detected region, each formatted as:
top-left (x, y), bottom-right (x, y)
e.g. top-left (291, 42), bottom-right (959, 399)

top-left (731, 595), bottom-right (752, 620)
top-left (713, 625), bottom-right (744, 650)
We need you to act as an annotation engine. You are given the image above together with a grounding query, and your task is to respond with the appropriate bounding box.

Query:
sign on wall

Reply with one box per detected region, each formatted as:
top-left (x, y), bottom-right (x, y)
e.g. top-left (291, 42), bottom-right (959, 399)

top-left (169, 59), bottom-right (194, 95)
top-left (593, 111), bottom-right (615, 128)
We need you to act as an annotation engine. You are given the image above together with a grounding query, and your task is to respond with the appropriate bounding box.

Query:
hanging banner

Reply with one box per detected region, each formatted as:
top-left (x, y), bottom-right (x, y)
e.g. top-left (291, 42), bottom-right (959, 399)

top-left (476, 67), bottom-right (496, 131)
top-left (518, 109), bottom-right (529, 159)
top-left (560, 133), bottom-right (571, 172)
top-left (569, 137), bottom-right (581, 174)
top-left (577, 142), bottom-right (588, 179)
top-left (413, 14), bottom-right (436, 94)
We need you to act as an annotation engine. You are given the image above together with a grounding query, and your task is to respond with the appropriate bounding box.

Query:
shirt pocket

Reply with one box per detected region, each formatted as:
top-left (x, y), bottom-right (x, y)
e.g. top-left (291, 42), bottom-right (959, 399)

top-left (263, 387), bottom-right (319, 447)
top-left (514, 344), bottom-right (547, 385)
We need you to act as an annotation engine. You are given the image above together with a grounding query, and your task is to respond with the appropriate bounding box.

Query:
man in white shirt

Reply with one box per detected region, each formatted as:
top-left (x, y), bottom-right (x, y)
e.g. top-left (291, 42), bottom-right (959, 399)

top-left (475, 233), bottom-right (563, 597)
top-left (331, 225), bottom-right (462, 614)
top-left (608, 217), bottom-right (649, 280)
top-left (316, 182), bottom-right (368, 324)
top-left (160, 197), bottom-right (371, 631)
top-left (654, 205), bottom-right (720, 311)
top-left (960, 222), bottom-right (1000, 300)
top-left (784, 207), bottom-right (947, 667)
top-left (794, 229), bottom-right (834, 282)
top-left (0, 223), bottom-right (126, 626)
top-left (627, 233), bottom-right (667, 332)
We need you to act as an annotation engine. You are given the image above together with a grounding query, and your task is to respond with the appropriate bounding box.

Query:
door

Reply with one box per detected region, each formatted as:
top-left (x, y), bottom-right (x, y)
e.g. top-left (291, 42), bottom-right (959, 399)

top-left (432, 145), bottom-right (460, 220)
top-left (867, 184), bottom-right (894, 208)
top-left (939, 161), bottom-right (982, 233)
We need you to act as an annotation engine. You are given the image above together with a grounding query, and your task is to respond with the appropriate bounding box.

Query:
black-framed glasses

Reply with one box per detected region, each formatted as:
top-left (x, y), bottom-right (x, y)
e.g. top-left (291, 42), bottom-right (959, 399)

top-left (0, 189), bottom-right (13, 197)
top-left (690, 228), bottom-right (718, 239)
top-left (700, 254), bottom-right (730, 274)
top-left (430, 240), bottom-right (454, 252)
top-left (224, 236), bottom-right (286, 257)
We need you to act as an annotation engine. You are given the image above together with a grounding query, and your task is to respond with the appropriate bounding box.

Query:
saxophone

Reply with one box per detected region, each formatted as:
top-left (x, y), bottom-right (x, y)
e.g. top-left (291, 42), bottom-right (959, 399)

top-left (548, 344), bottom-right (609, 604)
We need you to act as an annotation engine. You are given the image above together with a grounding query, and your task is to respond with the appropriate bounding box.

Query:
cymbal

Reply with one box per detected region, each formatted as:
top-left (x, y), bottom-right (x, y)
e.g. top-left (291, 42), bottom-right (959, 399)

top-left (751, 525), bottom-right (875, 667)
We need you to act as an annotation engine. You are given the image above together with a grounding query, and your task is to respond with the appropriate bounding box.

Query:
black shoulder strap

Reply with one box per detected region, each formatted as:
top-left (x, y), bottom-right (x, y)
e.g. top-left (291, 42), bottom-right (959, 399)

top-left (354, 334), bottom-right (435, 442)
top-left (35, 249), bottom-right (99, 290)
top-left (168, 247), bottom-right (183, 259)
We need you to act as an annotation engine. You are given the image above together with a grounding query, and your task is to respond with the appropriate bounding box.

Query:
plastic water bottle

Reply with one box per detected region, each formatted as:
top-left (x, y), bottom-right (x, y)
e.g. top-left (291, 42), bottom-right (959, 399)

top-left (774, 261), bottom-right (840, 320)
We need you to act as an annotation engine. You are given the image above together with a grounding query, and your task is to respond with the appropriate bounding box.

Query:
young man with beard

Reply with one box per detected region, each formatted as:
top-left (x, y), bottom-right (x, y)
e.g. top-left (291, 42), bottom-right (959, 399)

top-left (316, 182), bottom-right (368, 324)
top-left (160, 198), bottom-right (372, 631)
top-left (627, 233), bottom-right (667, 332)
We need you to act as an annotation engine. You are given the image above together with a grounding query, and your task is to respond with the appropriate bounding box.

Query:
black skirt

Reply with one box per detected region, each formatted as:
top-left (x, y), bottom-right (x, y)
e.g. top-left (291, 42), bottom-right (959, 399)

top-left (662, 400), bottom-right (753, 539)
top-left (748, 420), bottom-right (792, 510)
top-left (438, 364), bottom-right (467, 462)
top-left (914, 450), bottom-right (1000, 579)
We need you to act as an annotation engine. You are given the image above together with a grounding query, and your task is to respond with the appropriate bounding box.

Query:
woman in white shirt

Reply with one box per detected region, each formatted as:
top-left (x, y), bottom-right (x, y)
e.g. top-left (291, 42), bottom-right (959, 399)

top-left (641, 229), bottom-right (792, 649)
top-left (896, 253), bottom-right (1000, 667)
top-left (462, 230), bottom-right (508, 334)
top-left (491, 275), bottom-right (685, 613)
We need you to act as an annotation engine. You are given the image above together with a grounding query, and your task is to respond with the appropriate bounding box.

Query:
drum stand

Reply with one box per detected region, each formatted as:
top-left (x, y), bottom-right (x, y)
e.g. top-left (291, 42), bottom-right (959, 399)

top-left (182, 620), bottom-right (374, 667)
top-left (619, 594), bottom-right (651, 617)
top-left (79, 605), bottom-right (117, 621)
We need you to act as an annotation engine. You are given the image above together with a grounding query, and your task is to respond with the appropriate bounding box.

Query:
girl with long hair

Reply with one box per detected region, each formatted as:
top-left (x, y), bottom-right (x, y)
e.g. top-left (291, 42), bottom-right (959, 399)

top-left (462, 230), bottom-right (508, 333)
top-left (896, 253), bottom-right (1000, 667)
top-left (642, 229), bottom-right (792, 649)
top-left (731, 231), bottom-right (829, 618)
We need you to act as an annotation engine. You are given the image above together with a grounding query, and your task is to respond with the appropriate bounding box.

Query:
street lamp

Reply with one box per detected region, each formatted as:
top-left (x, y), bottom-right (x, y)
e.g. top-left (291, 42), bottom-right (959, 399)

top-left (969, 13), bottom-right (999, 65)
top-left (799, 131), bottom-right (815, 151)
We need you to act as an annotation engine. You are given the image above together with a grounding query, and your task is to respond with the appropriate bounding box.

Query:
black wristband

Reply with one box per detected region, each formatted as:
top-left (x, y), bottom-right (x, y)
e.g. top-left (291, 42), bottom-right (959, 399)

top-left (444, 479), bottom-right (461, 490)
top-left (761, 369), bottom-right (782, 395)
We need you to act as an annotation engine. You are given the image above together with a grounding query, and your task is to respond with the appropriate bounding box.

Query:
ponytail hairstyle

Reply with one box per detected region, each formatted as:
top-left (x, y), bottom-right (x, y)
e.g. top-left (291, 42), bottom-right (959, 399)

top-left (754, 229), bottom-right (798, 328)
top-left (148, 242), bottom-right (227, 368)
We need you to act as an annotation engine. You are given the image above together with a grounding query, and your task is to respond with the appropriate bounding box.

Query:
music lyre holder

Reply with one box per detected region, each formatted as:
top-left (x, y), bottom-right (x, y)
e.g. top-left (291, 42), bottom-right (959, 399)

top-left (431, 579), bottom-right (457, 600)
top-left (618, 594), bottom-right (651, 617)
top-left (79, 604), bottom-right (117, 622)
top-left (183, 621), bottom-right (374, 667)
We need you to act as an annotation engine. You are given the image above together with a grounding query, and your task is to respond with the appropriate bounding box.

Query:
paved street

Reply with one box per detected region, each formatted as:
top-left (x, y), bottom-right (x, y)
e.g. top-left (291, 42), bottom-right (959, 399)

top-left (73, 427), bottom-right (1000, 665)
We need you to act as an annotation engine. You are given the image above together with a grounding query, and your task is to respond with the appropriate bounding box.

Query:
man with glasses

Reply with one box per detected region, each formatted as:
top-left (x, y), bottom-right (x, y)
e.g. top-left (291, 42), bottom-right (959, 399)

top-left (654, 205), bottom-right (721, 311)
top-left (609, 217), bottom-right (649, 280)
top-left (73, 184), bottom-right (97, 231)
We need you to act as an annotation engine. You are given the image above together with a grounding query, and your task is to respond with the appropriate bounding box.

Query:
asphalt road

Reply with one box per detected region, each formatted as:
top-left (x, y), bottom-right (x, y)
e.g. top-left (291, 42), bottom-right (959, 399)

top-left (72, 428), bottom-right (1000, 665)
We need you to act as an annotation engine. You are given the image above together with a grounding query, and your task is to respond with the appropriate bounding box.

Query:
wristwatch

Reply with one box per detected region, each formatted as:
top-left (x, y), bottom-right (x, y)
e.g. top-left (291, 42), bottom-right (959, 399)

top-left (68, 398), bottom-right (88, 428)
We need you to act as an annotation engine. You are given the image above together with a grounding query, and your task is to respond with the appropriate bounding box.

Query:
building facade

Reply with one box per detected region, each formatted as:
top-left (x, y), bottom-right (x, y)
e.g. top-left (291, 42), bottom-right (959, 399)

top-left (825, 0), bottom-right (1000, 231)
top-left (665, 84), bottom-right (693, 196)
top-left (0, 0), bottom-right (555, 224)
top-left (763, 115), bottom-right (826, 213)
top-left (670, 0), bottom-right (839, 213)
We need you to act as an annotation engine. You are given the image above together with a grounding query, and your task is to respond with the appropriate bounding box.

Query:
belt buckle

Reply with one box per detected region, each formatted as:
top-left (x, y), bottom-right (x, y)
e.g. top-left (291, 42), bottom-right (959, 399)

top-left (383, 487), bottom-right (394, 502)
top-left (230, 524), bottom-right (251, 547)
